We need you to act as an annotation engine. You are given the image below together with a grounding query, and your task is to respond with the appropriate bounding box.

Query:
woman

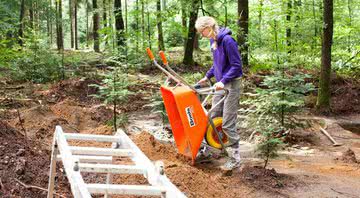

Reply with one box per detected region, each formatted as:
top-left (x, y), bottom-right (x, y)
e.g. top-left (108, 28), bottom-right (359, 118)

top-left (195, 16), bottom-right (243, 170)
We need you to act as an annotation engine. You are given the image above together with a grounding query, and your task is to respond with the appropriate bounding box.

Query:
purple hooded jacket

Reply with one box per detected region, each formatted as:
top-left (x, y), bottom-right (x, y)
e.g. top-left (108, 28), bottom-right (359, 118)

top-left (205, 28), bottom-right (243, 84)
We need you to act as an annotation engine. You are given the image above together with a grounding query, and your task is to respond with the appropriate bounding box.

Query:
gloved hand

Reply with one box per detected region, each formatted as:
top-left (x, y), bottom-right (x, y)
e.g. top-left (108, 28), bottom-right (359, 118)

top-left (214, 81), bottom-right (224, 90)
top-left (197, 76), bottom-right (208, 85)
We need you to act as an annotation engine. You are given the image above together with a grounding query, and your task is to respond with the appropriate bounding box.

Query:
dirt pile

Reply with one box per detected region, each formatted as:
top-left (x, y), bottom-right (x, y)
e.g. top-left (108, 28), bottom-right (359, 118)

top-left (7, 99), bottom-right (113, 143)
top-left (131, 132), bottom-right (179, 162)
top-left (68, 125), bottom-right (114, 148)
top-left (284, 129), bottom-right (320, 147)
top-left (44, 78), bottom-right (100, 104)
top-left (340, 149), bottom-right (358, 164)
top-left (117, 107), bottom-right (359, 197)
top-left (0, 122), bottom-right (71, 198)
top-left (130, 132), bottom-right (239, 198)
top-left (331, 77), bottom-right (360, 114)
top-left (239, 166), bottom-right (299, 192)
top-left (0, 120), bottom-right (19, 136)
top-left (128, 132), bottom-right (300, 198)
top-left (0, 97), bottom-right (37, 109)
top-left (119, 82), bottom-right (159, 113)
top-left (0, 109), bottom-right (17, 120)
top-left (8, 105), bottom-right (68, 141)
top-left (51, 99), bottom-right (112, 132)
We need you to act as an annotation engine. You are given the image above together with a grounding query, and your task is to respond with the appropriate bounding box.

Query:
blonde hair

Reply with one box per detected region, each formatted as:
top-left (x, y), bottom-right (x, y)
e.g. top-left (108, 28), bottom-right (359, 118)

top-left (195, 16), bottom-right (219, 50)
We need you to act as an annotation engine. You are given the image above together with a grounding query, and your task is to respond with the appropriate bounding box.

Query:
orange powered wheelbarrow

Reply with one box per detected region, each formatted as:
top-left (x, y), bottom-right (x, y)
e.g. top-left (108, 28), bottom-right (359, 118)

top-left (146, 48), bottom-right (230, 164)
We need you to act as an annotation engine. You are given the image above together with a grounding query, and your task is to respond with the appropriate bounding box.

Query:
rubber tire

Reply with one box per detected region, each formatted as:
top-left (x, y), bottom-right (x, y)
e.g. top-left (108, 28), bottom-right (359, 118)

top-left (205, 117), bottom-right (229, 149)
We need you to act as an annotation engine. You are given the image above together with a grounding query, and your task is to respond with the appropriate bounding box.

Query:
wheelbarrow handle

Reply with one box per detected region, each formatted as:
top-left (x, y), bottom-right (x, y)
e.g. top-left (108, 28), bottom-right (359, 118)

top-left (207, 88), bottom-right (228, 116)
top-left (146, 48), bottom-right (180, 84)
top-left (196, 86), bottom-right (228, 96)
top-left (146, 48), bottom-right (197, 92)
top-left (146, 47), bottom-right (155, 61)
top-left (158, 51), bottom-right (197, 90)
top-left (159, 51), bottom-right (168, 65)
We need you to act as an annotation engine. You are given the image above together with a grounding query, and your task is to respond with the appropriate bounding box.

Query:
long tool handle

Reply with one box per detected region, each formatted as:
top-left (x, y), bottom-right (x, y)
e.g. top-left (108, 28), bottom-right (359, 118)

top-left (159, 51), bottom-right (168, 65)
top-left (146, 48), bottom-right (179, 83)
top-left (146, 48), bottom-right (155, 61)
top-left (320, 127), bottom-right (342, 146)
top-left (158, 51), bottom-right (196, 91)
top-left (146, 48), bottom-right (197, 92)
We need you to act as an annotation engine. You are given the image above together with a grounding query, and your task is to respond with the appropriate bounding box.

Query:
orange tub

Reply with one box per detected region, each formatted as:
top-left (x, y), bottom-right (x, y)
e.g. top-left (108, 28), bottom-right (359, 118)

top-left (160, 86), bottom-right (208, 163)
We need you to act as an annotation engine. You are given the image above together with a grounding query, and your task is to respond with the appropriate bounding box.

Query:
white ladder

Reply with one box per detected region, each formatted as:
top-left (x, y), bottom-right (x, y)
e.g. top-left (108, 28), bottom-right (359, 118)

top-left (47, 126), bottom-right (187, 198)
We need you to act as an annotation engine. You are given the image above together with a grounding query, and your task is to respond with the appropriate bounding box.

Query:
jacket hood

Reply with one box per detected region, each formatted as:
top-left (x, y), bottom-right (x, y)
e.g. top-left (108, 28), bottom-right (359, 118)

top-left (216, 28), bottom-right (232, 43)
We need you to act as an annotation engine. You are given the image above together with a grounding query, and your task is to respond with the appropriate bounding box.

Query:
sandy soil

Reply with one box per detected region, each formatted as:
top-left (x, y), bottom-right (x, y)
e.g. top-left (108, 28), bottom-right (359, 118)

top-left (1, 76), bottom-right (360, 198)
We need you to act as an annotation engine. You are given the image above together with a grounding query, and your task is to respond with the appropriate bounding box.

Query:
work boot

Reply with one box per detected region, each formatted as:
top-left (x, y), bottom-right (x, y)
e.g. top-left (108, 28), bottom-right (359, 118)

top-left (221, 143), bottom-right (241, 171)
top-left (196, 145), bottom-right (212, 163)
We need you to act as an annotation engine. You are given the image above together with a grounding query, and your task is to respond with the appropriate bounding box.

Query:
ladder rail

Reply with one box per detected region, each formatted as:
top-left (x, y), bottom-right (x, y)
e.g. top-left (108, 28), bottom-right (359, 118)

top-left (64, 133), bottom-right (120, 142)
top-left (69, 146), bottom-right (133, 156)
top-left (56, 155), bottom-right (113, 163)
top-left (115, 129), bottom-right (187, 198)
top-left (47, 126), bottom-right (187, 198)
top-left (47, 135), bottom-right (58, 198)
top-left (78, 163), bottom-right (146, 174)
top-left (54, 126), bottom-right (92, 198)
top-left (86, 184), bottom-right (167, 195)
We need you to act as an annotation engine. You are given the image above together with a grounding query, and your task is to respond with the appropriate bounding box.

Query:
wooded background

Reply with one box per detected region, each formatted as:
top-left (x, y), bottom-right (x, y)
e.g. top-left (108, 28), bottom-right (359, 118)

top-left (0, 0), bottom-right (359, 113)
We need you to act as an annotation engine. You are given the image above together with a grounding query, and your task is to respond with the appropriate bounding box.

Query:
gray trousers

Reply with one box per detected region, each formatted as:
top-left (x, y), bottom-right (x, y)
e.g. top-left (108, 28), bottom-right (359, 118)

top-left (211, 78), bottom-right (241, 146)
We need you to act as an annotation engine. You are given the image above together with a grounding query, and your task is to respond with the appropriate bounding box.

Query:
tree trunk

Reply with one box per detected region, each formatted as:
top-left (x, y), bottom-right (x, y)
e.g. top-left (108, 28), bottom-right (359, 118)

top-left (183, 0), bottom-right (200, 66)
top-left (274, 20), bottom-right (280, 65)
top-left (86, 0), bottom-right (89, 47)
top-left (294, 0), bottom-right (301, 39)
top-left (19, 0), bottom-right (25, 46)
top-left (30, 0), bottom-right (34, 29)
top-left (312, 0), bottom-right (318, 50)
top-left (286, 0), bottom-right (292, 54)
top-left (114, 0), bottom-right (125, 47)
top-left (347, 0), bottom-right (352, 52)
top-left (316, 0), bottom-right (333, 113)
top-left (113, 98), bottom-right (117, 132)
top-left (70, 0), bottom-right (74, 48)
top-left (109, 0), bottom-right (115, 50)
top-left (162, 0), bottom-right (166, 9)
top-left (258, 0), bottom-right (263, 45)
top-left (181, 0), bottom-right (187, 50)
top-left (103, 0), bottom-right (108, 47)
top-left (238, 0), bottom-right (249, 66)
top-left (50, 0), bottom-right (53, 45)
top-left (103, 0), bottom-right (107, 28)
top-left (93, 0), bottom-right (100, 52)
top-left (35, 0), bottom-right (40, 32)
top-left (56, 0), bottom-right (64, 51)
top-left (47, 0), bottom-right (50, 44)
top-left (181, 5), bottom-right (187, 27)
top-left (141, 0), bottom-right (145, 49)
top-left (147, 10), bottom-right (151, 49)
top-left (224, 0), bottom-right (228, 27)
top-left (125, 0), bottom-right (128, 33)
top-left (75, 0), bottom-right (78, 49)
top-left (312, 0), bottom-right (317, 37)
top-left (136, 0), bottom-right (139, 51)
top-left (59, 0), bottom-right (64, 50)
top-left (38, 0), bottom-right (41, 31)
top-left (55, 0), bottom-right (58, 46)
top-left (318, 0), bottom-right (323, 35)
top-left (194, 33), bottom-right (200, 50)
top-left (156, 0), bottom-right (165, 51)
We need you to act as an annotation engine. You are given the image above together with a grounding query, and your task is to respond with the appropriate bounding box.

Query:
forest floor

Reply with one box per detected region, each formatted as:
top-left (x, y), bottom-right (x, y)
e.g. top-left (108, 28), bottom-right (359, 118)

top-left (0, 65), bottom-right (360, 198)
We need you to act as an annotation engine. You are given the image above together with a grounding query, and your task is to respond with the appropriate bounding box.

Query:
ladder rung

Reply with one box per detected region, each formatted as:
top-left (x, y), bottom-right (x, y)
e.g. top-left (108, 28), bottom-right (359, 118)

top-left (69, 146), bottom-right (133, 157)
top-left (79, 163), bottom-right (145, 174)
top-left (86, 184), bottom-right (167, 195)
top-left (64, 133), bottom-right (120, 142)
top-left (56, 155), bottom-right (113, 163)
